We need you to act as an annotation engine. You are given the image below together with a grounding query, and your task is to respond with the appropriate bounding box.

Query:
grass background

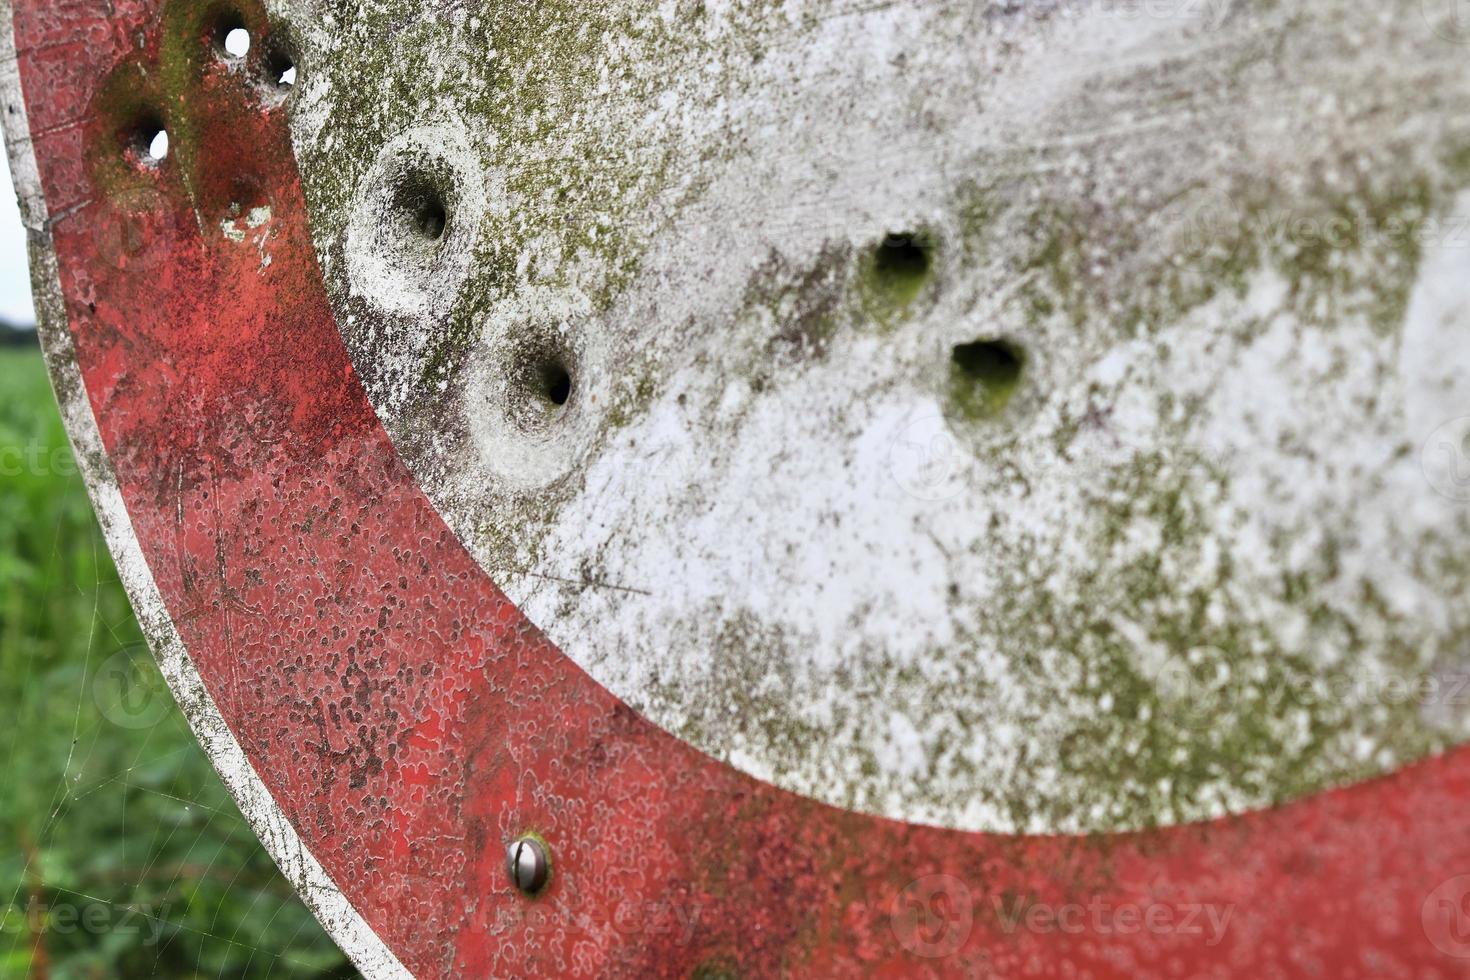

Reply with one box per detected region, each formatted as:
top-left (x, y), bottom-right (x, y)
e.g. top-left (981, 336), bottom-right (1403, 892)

top-left (0, 341), bottom-right (351, 978)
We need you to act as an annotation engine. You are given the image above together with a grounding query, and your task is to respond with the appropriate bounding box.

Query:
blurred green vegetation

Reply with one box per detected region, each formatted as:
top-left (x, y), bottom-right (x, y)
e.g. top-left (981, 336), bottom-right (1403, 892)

top-left (0, 344), bottom-right (352, 979)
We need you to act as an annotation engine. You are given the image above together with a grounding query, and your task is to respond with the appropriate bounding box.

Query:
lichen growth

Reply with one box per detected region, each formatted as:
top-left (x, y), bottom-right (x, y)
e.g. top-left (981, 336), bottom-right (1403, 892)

top-left (283, 0), bottom-right (1470, 835)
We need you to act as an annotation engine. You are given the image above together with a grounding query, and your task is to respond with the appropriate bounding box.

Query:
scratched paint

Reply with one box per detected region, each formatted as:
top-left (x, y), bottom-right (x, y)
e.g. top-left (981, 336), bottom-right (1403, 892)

top-left (0, 7), bottom-right (410, 976)
top-left (11, 0), bottom-right (1470, 977)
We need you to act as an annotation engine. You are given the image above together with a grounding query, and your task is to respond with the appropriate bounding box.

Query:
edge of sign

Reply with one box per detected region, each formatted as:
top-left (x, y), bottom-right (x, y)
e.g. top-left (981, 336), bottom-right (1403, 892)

top-left (0, 5), bottom-right (411, 977)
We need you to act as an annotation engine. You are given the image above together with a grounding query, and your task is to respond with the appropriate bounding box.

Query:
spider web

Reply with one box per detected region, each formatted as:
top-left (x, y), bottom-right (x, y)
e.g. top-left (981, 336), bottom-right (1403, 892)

top-left (0, 342), bottom-right (353, 979)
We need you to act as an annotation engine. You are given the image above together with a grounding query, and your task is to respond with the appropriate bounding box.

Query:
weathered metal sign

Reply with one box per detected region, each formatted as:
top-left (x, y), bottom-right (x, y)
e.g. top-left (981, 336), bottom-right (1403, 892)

top-left (5, 0), bottom-right (1470, 975)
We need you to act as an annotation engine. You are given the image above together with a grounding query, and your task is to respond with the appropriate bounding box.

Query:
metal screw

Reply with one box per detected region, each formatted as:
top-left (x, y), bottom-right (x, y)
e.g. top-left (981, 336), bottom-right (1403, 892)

top-left (506, 835), bottom-right (551, 895)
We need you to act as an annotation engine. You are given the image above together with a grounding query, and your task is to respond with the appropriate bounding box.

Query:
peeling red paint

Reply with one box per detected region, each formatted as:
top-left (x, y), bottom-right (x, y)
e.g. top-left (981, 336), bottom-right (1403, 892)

top-left (12, 0), bottom-right (1470, 976)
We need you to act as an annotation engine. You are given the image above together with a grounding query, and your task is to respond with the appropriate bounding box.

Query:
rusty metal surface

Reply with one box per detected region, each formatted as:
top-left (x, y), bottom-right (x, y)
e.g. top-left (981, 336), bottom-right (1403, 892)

top-left (7, 0), bottom-right (1470, 976)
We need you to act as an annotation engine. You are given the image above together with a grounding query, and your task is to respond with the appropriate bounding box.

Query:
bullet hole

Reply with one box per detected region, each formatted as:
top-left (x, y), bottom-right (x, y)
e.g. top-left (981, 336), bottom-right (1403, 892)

top-left (508, 340), bottom-right (578, 432)
top-left (875, 232), bottom-right (931, 281)
top-left (528, 354), bottom-right (573, 410)
top-left (264, 40), bottom-right (298, 90)
top-left (393, 174), bottom-right (450, 243)
top-left (415, 198), bottom-right (447, 241)
top-left (147, 130), bottom-right (170, 162)
top-left (209, 12), bottom-right (249, 57)
top-left (949, 338), bottom-right (1025, 419)
top-left (125, 113), bottom-right (169, 167)
top-left (223, 27), bottom-right (251, 58)
top-left (864, 231), bottom-right (935, 313)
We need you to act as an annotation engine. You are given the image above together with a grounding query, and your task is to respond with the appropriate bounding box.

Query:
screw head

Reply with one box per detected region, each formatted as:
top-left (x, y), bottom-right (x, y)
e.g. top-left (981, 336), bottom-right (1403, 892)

top-left (506, 835), bottom-right (551, 895)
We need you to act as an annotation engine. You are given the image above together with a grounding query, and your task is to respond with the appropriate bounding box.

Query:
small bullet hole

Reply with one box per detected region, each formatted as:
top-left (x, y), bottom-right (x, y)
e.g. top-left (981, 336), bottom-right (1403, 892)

top-left (210, 13), bottom-right (248, 56)
top-left (509, 347), bottom-right (576, 430)
top-left (865, 231), bottom-right (935, 311)
top-left (537, 359), bottom-right (573, 408)
top-left (415, 198), bottom-right (447, 241)
top-left (223, 27), bottom-right (251, 57)
top-left (875, 232), bottom-right (931, 280)
top-left (393, 176), bottom-right (450, 244)
top-left (147, 130), bottom-right (170, 162)
top-left (126, 115), bottom-right (169, 166)
top-left (265, 44), bottom-right (297, 89)
top-left (949, 338), bottom-right (1025, 419)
